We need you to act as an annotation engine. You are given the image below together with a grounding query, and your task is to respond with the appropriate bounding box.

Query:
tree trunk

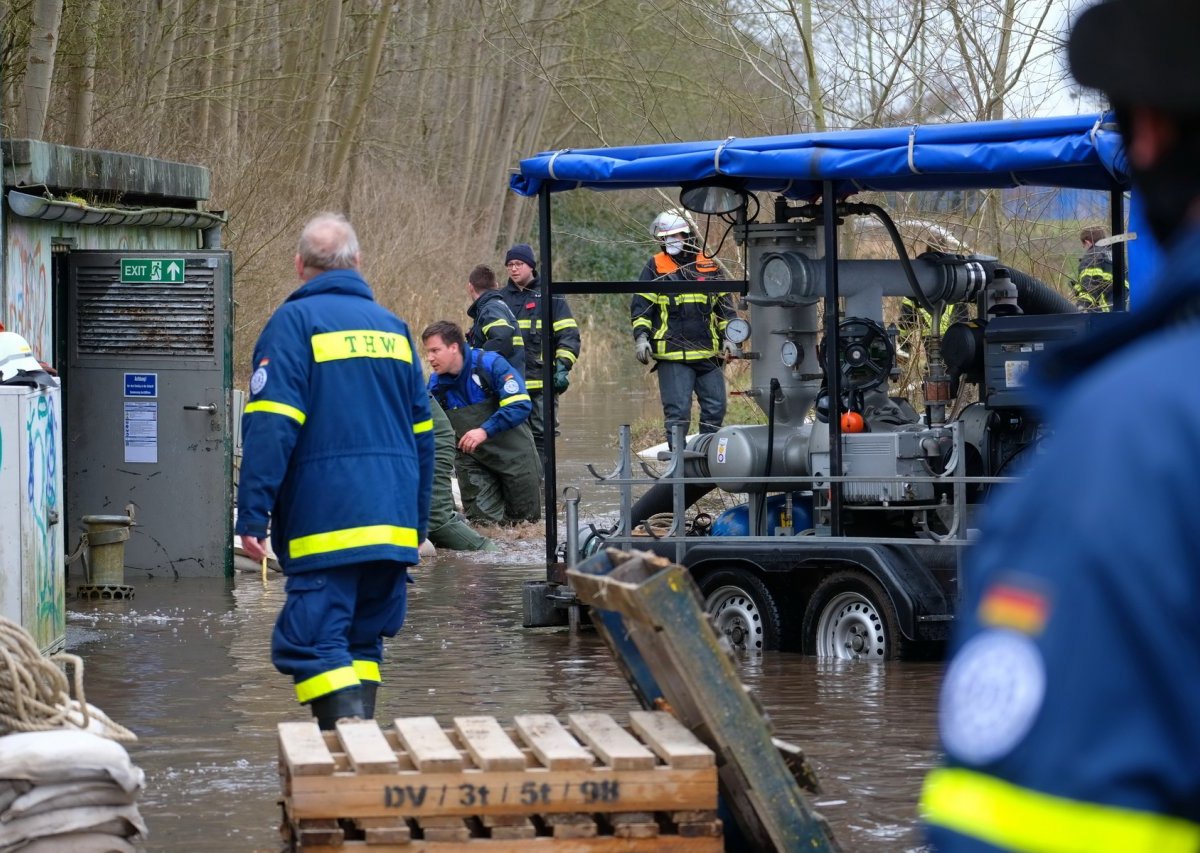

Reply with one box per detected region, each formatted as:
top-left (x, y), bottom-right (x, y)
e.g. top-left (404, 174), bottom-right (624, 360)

top-left (297, 0), bottom-right (342, 176)
top-left (329, 0), bottom-right (393, 182)
top-left (19, 0), bottom-right (64, 140)
top-left (64, 0), bottom-right (100, 147)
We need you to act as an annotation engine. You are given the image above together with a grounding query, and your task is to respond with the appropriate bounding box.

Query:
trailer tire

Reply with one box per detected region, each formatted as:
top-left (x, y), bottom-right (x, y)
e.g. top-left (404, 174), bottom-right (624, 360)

top-left (698, 568), bottom-right (781, 652)
top-left (803, 570), bottom-right (906, 661)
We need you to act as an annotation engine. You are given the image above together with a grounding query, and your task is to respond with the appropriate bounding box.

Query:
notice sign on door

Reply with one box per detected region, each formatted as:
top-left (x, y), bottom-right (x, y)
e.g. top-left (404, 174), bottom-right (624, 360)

top-left (124, 401), bottom-right (158, 463)
top-left (124, 372), bottom-right (157, 397)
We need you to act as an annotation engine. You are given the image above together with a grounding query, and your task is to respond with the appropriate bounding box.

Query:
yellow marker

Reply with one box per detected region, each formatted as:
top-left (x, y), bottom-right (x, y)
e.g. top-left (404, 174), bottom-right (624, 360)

top-left (262, 556), bottom-right (268, 583)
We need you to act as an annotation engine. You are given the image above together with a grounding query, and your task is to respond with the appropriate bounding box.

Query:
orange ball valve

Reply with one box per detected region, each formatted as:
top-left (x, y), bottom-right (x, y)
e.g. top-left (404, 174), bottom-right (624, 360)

top-left (841, 411), bottom-right (865, 433)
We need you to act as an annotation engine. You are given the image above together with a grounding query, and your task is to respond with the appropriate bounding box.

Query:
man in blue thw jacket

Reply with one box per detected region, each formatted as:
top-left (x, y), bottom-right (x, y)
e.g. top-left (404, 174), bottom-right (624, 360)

top-left (237, 213), bottom-right (433, 729)
top-left (423, 320), bottom-right (541, 525)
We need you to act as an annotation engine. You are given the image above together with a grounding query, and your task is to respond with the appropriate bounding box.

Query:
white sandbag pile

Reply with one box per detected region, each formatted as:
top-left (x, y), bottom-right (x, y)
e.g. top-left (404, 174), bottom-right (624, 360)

top-left (0, 730), bottom-right (145, 852)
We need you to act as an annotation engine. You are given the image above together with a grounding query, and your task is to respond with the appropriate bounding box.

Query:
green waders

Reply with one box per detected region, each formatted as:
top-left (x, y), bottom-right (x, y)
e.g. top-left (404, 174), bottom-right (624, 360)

top-left (426, 398), bottom-right (496, 551)
top-left (444, 399), bottom-right (543, 525)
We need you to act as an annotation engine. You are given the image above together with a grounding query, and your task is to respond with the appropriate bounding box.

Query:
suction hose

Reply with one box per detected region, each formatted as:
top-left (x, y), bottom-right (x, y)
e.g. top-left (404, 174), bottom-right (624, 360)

top-left (629, 433), bottom-right (716, 527)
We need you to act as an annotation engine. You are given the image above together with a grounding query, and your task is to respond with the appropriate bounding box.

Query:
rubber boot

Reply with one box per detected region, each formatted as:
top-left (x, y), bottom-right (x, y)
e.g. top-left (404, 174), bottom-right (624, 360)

top-left (360, 681), bottom-right (378, 721)
top-left (309, 686), bottom-right (365, 730)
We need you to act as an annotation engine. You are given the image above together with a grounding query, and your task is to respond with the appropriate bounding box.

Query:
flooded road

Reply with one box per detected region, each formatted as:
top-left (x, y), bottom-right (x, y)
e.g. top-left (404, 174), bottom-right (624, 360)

top-left (71, 374), bottom-right (943, 852)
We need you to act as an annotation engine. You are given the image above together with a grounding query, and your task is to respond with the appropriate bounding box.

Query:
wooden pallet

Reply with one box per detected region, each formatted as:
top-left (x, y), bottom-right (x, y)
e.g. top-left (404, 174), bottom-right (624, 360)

top-left (279, 711), bottom-right (722, 851)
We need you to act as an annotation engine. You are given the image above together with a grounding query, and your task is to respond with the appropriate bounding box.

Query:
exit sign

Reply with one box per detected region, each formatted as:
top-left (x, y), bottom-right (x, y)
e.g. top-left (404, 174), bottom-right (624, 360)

top-left (120, 258), bottom-right (185, 284)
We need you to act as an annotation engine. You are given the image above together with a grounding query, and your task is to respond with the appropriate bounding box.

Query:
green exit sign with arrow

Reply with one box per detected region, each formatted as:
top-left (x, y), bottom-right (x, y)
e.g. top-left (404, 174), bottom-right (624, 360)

top-left (120, 258), bottom-right (186, 284)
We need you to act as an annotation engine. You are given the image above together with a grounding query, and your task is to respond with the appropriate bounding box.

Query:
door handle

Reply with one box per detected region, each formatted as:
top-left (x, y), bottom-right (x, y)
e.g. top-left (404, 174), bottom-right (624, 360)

top-left (184, 403), bottom-right (217, 413)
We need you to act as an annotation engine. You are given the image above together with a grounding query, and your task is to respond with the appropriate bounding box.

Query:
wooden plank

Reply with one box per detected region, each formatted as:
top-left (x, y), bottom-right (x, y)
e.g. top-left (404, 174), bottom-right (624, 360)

top-left (627, 712), bottom-right (714, 769)
top-left (279, 721), bottom-right (336, 777)
top-left (567, 713), bottom-right (656, 770)
top-left (295, 836), bottom-right (723, 852)
top-left (417, 814), bottom-right (471, 842)
top-left (337, 719), bottom-right (400, 774)
top-left (353, 816), bottom-right (412, 843)
top-left (288, 766), bottom-right (717, 818)
top-left (294, 817), bottom-right (343, 845)
top-left (393, 716), bottom-right (464, 772)
top-left (607, 812), bottom-right (659, 839)
top-left (544, 813), bottom-right (599, 839)
top-left (483, 814), bottom-right (537, 839)
top-left (453, 716), bottom-right (527, 771)
top-left (513, 714), bottom-right (594, 770)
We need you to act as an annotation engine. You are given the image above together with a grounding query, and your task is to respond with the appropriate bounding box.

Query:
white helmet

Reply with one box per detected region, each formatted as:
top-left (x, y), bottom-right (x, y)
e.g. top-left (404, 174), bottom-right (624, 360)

top-left (0, 332), bottom-right (56, 386)
top-left (650, 210), bottom-right (690, 239)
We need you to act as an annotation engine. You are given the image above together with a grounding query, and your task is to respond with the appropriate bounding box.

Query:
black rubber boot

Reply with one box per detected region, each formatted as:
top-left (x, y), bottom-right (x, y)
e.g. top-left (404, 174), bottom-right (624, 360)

top-left (309, 686), bottom-right (365, 730)
top-left (360, 681), bottom-right (379, 721)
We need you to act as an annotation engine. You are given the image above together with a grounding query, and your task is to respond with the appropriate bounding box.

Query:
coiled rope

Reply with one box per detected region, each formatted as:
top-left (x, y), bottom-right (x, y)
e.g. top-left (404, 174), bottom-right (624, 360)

top-left (0, 617), bottom-right (135, 742)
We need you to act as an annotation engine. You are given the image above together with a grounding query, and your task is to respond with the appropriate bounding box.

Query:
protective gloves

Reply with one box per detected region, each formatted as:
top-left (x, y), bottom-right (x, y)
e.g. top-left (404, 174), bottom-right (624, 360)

top-left (553, 360), bottom-right (570, 393)
top-left (722, 340), bottom-right (740, 360)
top-left (635, 336), bottom-right (652, 365)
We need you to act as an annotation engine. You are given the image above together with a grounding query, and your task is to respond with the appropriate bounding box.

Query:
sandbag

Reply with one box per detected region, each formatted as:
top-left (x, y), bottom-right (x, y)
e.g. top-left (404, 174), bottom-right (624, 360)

top-left (16, 832), bottom-right (137, 853)
top-left (0, 803), bottom-right (145, 850)
top-left (3, 780), bottom-right (136, 820)
top-left (0, 731), bottom-right (143, 793)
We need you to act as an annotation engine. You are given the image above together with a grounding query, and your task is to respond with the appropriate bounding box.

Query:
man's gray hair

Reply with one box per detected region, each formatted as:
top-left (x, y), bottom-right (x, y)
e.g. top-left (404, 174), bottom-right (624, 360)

top-left (298, 212), bottom-right (360, 271)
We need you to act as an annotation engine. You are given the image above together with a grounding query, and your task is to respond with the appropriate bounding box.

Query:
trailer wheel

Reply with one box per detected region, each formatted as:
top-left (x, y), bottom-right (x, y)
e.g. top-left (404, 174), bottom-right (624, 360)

top-left (699, 568), bottom-right (781, 652)
top-left (803, 570), bottom-right (905, 660)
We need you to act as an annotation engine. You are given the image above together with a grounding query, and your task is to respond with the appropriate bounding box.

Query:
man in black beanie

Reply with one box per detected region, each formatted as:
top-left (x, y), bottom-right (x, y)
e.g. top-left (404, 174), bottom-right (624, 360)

top-left (922, 2), bottom-right (1200, 849)
top-left (499, 243), bottom-right (581, 467)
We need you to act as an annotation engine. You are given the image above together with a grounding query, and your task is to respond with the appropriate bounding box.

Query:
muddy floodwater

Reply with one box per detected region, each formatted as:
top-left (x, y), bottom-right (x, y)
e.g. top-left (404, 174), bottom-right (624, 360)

top-left (70, 376), bottom-right (943, 852)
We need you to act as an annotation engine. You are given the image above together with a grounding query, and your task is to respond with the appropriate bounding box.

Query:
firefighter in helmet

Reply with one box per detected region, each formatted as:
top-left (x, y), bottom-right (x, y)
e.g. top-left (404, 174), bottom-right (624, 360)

top-left (631, 211), bottom-right (736, 448)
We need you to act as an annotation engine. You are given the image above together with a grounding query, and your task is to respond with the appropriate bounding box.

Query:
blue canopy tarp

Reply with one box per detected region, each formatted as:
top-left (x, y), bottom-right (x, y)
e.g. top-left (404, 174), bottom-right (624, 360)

top-left (510, 114), bottom-right (1129, 200)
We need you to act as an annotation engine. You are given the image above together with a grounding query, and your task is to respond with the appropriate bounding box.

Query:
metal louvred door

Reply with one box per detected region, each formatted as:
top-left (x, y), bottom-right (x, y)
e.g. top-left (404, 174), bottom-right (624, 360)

top-left (64, 251), bottom-right (233, 577)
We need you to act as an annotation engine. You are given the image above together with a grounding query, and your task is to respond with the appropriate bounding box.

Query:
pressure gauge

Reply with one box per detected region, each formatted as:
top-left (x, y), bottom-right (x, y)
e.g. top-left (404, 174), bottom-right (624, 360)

top-left (725, 318), bottom-right (751, 344)
top-left (780, 340), bottom-right (800, 367)
top-left (761, 255), bottom-right (793, 298)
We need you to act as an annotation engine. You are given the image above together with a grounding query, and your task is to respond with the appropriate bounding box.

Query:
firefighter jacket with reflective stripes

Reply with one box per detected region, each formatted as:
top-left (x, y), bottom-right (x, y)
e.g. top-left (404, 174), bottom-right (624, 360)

top-left (426, 345), bottom-right (531, 437)
top-left (922, 227), bottom-right (1200, 852)
top-left (499, 275), bottom-right (581, 392)
top-left (632, 252), bottom-right (734, 361)
top-left (1075, 245), bottom-right (1114, 310)
top-left (467, 290), bottom-right (525, 378)
top-left (235, 269), bottom-right (434, 574)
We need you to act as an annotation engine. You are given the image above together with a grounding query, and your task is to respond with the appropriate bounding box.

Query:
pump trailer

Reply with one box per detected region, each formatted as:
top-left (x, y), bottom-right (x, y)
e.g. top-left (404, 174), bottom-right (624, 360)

top-left (510, 114), bottom-right (1133, 660)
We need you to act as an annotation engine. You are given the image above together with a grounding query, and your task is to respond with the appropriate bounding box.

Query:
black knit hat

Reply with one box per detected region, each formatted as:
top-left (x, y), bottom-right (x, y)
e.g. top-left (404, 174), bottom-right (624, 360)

top-left (505, 244), bottom-right (536, 269)
top-left (1070, 0), bottom-right (1200, 111)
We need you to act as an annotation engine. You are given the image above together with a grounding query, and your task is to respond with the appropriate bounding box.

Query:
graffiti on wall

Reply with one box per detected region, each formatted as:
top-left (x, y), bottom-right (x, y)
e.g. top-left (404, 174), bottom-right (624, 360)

top-left (5, 224), bottom-right (51, 360)
top-left (26, 391), bottom-right (63, 650)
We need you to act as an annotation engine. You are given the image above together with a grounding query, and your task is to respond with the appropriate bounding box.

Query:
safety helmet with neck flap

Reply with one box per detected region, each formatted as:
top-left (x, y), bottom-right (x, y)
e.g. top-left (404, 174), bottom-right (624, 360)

top-left (650, 211), bottom-right (690, 239)
top-left (0, 332), bottom-right (57, 387)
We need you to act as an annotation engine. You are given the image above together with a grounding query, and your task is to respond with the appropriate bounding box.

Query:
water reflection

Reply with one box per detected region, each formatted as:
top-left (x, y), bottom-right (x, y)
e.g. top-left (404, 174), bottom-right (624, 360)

top-left (67, 370), bottom-right (941, 852)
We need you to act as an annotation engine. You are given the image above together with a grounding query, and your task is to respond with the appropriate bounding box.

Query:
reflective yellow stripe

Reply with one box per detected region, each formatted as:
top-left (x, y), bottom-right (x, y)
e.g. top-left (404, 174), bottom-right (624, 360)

top-left (481, 318), bottom-right (512, 334)
top-left (512, 335), bottom-right (525, 346)
top-left (555, 349), bottom-right (577, 364)
top-left (674, 294), bottom-right (708, 304)
top-left (245, 399), bottom-right (306, 425)
top-left (517, 319), bottom-right (533, 329)
top-left (295, 666), bottom-right (359, 703)
top-left (353, 660), bottom-right (381, 683)
top-left (289, 524), bottom-right (419, 559)
top-left (500, 393), bottom-right (531, 407)
top-left (1079, 267), bottom-right (1113, 282)
top-left (632, 318), bottom-right (653, 330)
top-left (311, 330), bottom-right (413, 363)
top-left (552, 318), bottom-right (577, 331)
top-left (526, 379), bottom-right (544, 390)
top-left (921, 768), bottom-right (1200, 853)
top-left (413, 418), bottom-right (433, 434)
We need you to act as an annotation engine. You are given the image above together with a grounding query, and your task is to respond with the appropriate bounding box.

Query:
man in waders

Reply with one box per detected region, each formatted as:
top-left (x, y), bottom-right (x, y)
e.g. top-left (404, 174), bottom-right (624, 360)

top-left (422, 320), bottom-right (542, 525)
top-left (922, 2), bottom-right (1200, 849)
top-left (426, 397), bottom-right (498, 552)
top-left (237, 213), bottom-right (432, 729)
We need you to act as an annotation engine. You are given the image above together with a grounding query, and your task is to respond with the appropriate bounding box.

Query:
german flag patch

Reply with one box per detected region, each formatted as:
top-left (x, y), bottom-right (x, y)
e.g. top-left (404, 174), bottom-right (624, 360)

top-left (979, 582), bottom-right (1049, 635)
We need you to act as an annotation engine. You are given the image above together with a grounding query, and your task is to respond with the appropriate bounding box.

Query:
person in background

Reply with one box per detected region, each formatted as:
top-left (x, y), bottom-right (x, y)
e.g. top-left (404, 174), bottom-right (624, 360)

top-left (237, 213), bottom-right (432, 729)
top-left (922, 2), bottom-right (1200, 849)
top-left (423, 320), bottom-right (541, 525)
top-left (465, 264), bottom-right (524, 377)
top-left (498, 243), bottom-right (580, 466)
top-left (1074, 224), bottom-right (1115, 310)
top-left (632, 210), bottom-right (736, 448)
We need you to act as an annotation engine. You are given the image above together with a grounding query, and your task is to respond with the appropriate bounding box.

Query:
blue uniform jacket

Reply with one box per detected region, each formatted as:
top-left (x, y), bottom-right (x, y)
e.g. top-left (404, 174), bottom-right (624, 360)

top-left (922, 228), bottom-right (1200, 851)
top-left (426, 345), bottom-right (531, 436)
top-left (235, 269), bottom-right (434, 573)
